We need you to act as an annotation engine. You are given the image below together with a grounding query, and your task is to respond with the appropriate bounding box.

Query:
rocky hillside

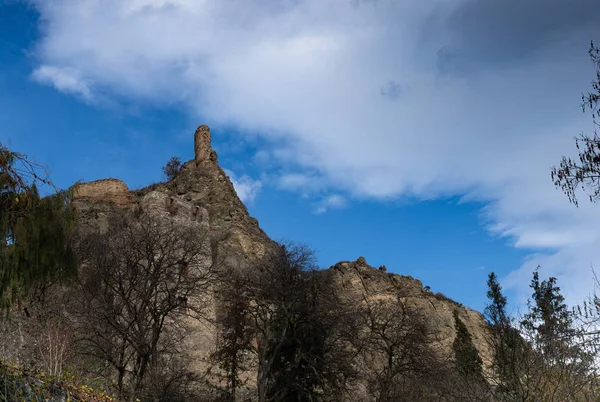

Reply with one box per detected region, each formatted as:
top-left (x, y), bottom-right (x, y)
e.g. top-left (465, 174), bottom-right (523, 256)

top-left (73, 125), bottom-right (276, 271)
top-left (71, 124), bottom-right (492, 393)
top-left (327, 258), bottom-right (491, 366)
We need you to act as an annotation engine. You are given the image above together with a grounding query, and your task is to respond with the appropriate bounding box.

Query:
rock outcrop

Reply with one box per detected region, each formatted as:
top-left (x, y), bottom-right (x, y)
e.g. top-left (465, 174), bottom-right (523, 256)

top-left (72, 178), bottom-right (133, 207)
top-left (71, 124), bottom-right (492, 397)
top-left (328, 257), bottom-right (492, 367)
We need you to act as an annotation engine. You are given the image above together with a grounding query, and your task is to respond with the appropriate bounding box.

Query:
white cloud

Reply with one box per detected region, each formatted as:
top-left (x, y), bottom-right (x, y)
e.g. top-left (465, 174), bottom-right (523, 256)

top-left (224, 169), bottom-right (262, 204)
top-left (277, 172), bottom-right (327, 195)
top-left (28, 0), bottom-right (600, 304)
top-left (32, 65), bottom-right (94, 101)
top-left (315, 194), bottom-right (348, 214)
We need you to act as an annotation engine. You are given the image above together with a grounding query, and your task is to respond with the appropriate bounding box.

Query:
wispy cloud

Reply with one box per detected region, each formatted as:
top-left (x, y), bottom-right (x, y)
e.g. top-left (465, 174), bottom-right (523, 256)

top-left (32, 65), bottom-right (94, 102)
top-left (277, 172), bottom-right (326, 196)
top-left (315, 194), bottom-right (348, 214)
top-left (27, 0), bottom-right (600, 304)
top-left (224, 169), bottom-right (262, 204)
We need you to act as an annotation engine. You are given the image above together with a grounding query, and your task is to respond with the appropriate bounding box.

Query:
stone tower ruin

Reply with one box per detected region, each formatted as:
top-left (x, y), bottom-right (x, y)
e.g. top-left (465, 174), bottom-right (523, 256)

top-left (194, 125), bottom-right (212, 163)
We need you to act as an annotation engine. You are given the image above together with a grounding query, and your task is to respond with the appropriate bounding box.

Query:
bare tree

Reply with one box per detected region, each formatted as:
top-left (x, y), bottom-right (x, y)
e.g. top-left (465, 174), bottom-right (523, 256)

top-left (73, 213), bottom-right (215, 401)
top-left (358, 295), bottom-right (445, 402)
top-left (552, 41), bottom-right (600, 206)
top-left (214, 243), bottom-right (359, 402)
top-left (162, 156), bottom-right (182, 181)
top-left (227, 244), bottom-right (315, 402)
top-left (37, 317), bottom-right (72, 377)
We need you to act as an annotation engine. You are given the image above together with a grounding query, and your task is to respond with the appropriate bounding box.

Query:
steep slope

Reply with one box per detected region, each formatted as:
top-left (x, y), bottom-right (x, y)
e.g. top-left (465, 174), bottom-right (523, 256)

top-left (328, 257), bottom-right (491, 366)
top-left (71, 124), bottom-right (492, 395)
top-left (73, 125), bottom-right (277, 270)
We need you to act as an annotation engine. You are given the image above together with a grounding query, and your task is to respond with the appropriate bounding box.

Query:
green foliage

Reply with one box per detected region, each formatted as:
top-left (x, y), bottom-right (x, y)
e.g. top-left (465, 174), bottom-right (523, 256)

top-left (266, 271), bottom-right (329, 402)
top-left (0, 359), bottom-right (115, 402)
top-left (218, 244), bottom-right (356, 402)
top-left (453, 310), bottom-right (484, 383)
top-left (483, 270), bottom-right (600, 401)
top-left (211, 283), bottom-right (254, 401)
top-left (485, 273), bottom-right (509, 328)
top-left (484, 272), bottom-right (528, 397)
top-left (0, 144), bottom-right (76, 310)
top-left (520, 268), bottom-right (574, 359)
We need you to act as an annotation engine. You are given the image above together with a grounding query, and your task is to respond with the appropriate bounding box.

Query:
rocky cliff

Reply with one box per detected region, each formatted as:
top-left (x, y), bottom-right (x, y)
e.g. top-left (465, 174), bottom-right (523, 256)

top-left (73, 125), bottom-right (276, 269)
top-left (328, 258), bottom-right (491, 366)
top-left (71, 125), bottom-right (492, 395)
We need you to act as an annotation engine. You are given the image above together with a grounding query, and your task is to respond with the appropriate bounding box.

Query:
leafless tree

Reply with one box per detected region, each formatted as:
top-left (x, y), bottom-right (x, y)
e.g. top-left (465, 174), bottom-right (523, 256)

top-left (213, 243), bottom-right (360, 402)
top-left (73, 213), bottom-right (215, 401)
top-left (552, 41), bottom-right (600, 206)
top-left (162, 156), bottom-right (182, 181)
top-left (36, 317), bottom-right (72, 377)
top-left (358, 295), bottom-right (446, 402)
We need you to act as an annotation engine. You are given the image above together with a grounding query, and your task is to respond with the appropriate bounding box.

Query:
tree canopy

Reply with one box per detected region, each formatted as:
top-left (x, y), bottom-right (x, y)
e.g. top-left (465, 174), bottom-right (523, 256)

top-left (0, 143), bottom-right (76, 310)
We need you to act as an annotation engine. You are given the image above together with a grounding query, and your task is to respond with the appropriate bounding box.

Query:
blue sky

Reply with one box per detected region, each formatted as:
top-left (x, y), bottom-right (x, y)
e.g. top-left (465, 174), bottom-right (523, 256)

top-left (1, 0), bottom-right (599, 312)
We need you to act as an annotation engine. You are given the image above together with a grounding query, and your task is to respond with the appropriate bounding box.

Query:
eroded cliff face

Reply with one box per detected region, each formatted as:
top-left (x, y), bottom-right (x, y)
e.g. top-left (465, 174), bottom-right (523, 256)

top-left (71, 126), bottom-right (279, 386)
top-left (71, 125), bottom-right (492, 394)
top-left (74, 125), bottom-right (276, 271)
top-left (328, 258), bottom-right (492, 368)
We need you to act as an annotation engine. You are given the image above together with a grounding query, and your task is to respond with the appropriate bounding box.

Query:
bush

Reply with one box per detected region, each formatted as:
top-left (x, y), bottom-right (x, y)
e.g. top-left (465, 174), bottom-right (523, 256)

top-left (0, 359), bottom-right (114, 401)
top-left (162, 156), bottom-right (181, 181)
top-left (433, 292), bottom-right (462, 306)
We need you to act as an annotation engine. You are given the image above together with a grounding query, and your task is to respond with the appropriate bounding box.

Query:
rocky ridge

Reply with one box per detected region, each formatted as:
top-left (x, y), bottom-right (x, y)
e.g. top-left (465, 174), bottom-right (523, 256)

top-left (328, 257), bottom-right (491, 365)
top-left (72, 125), bottom-right (492, 390)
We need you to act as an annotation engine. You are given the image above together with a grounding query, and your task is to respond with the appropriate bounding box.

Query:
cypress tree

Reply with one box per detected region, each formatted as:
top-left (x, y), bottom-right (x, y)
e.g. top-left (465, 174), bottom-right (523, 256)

top-left (0, 144), bottom-right (76, 310)
top-left (453, 310), bottom-right (485, 383)
top-left (484, 272), bottom-right (527, 396)
top-left (485, 273), bottom-right (509, 329)
top-left (520, 269), bottom-right (582, 366)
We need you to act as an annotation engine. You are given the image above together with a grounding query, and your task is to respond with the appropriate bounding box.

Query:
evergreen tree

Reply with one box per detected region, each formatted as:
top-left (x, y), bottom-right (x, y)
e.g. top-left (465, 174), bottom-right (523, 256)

top-left (485, 273), bottom-right (509, 329)
top-left (0, 144), bottom-right (76, 310)
top-left (521, 269), bottom-right (574, 361)
top-left (484, 272), bottom-right (528, 398)
top-left (212, 275), bottom-right (254, 402)
top-left (267, 270), bottom-right (328, 402)
top-left (517, 269), bottom-right (600, 400)
top-left (453, 310), bottom-right (485, 384)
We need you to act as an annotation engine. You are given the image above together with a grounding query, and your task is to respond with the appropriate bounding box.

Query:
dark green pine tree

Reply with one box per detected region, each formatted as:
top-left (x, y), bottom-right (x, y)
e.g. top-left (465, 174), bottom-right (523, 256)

top-left (0, 144), bottom-right (76, 310)
top-left (212, 287), bottom-right (254, 402)
top-left (267, 280), bottom-right (328, 402)
top-left (453, 310), bottom-right (485, 384)
top-left (485, 273), bottom-right (509, 329)
top-left (521, 269), bottom-right (576, 362)
top-left (484, 272), bottom-right (527, 396)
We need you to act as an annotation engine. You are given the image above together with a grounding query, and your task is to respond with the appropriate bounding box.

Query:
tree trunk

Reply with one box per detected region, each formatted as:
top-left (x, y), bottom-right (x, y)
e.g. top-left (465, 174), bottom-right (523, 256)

top-left (257, 362), bottom-right (267, 402)
top-left (117, 367), bottom-right (126, 398)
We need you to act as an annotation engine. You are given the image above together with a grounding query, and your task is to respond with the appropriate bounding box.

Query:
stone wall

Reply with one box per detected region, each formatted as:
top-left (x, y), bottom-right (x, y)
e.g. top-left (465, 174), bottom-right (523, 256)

top-left (72, 178), bottom-right (133, 207)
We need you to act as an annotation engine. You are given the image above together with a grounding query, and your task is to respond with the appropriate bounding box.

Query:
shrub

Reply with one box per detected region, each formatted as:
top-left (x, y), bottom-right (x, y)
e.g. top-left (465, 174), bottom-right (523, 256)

top-left (162, 156), bottom-right (181, 181)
